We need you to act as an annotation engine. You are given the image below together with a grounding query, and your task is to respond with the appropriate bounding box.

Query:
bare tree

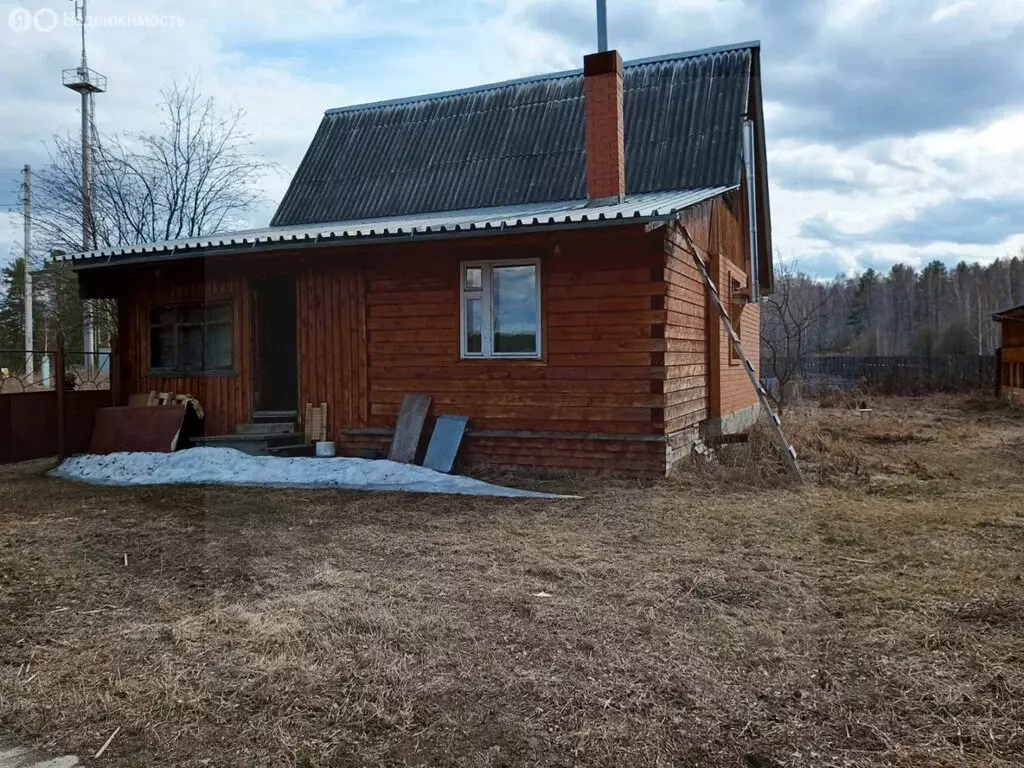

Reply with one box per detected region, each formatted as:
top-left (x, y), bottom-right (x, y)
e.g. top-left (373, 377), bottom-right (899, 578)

top-left (760, 261), bottom-right (836, 412)
top-left (31, 76), bottom-right (275, 341)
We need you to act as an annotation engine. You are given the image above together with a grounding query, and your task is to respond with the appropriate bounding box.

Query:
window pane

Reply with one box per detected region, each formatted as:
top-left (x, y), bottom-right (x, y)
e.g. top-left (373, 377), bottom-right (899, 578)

top-left (179, 326), bottom-right (204, 370)
top-left (206, 324), bottom-right (233, 370)
top-left (492, 265), bottom-right (538, 355)
top-left (206, 304), bottom-right (232, 324)
top-left (181, 306), bottom-right (205, 325)
top-left (150, 326), bottom-right (175, 369)
top-left (150, 308), bottom-right (175, 327)
top-left (464, 267), bottom-right (483, 291)
top-left (465, 298), bottom-right (483, 355)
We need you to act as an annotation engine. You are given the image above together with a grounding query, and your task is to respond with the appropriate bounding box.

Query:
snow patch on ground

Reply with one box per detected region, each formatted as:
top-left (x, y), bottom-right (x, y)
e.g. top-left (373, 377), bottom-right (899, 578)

top-left (51, 448), bottom-right (565, 499)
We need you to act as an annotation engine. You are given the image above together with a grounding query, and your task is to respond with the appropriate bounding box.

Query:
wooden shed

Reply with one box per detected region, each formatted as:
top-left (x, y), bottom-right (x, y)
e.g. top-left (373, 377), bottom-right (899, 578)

top-left (995, 304), bottom-right (1024, 404)
top-left (68, 42), bottom-right (775, 476)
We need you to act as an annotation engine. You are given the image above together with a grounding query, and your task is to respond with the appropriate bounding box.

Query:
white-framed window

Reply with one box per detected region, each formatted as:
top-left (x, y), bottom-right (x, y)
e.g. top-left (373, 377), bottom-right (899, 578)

top-left (460, 259), bottom-right (542, 359)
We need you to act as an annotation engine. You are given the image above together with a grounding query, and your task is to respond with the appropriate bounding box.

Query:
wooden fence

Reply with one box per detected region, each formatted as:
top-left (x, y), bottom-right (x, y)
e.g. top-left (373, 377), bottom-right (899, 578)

top-left (0, 337), bottom-right (121, 464)
top-left (762, 355), bottom-right (998, 396)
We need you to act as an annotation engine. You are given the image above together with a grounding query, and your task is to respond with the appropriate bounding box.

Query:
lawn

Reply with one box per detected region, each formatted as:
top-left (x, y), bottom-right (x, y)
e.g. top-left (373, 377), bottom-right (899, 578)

top-left (1, 397), bottom-right (1023, 767)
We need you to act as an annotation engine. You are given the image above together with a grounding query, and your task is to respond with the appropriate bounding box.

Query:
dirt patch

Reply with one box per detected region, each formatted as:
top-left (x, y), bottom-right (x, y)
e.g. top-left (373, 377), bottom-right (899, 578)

top-left (1, 396), bottom-right (1023, 767)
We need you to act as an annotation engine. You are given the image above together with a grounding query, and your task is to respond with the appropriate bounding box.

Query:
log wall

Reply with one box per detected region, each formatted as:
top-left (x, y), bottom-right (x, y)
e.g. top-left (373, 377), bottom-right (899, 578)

top-left (296, 265), bottom-right (368, 433)
top-left (671, 193), bottom-right (760, 422)
top-left (357, 227), bottom-right (669, 474)
top-left (999, 320), bottom-right (1024, 398)
top-left (663, 218), bottom-right (710, 443)
top-left (662, 192), bottom-right (759, 453)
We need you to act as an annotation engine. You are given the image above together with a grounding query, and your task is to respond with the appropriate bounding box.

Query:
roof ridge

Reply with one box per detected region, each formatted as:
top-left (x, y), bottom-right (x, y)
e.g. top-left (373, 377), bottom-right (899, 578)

top-left (324, 40), bottom-right (760, 117)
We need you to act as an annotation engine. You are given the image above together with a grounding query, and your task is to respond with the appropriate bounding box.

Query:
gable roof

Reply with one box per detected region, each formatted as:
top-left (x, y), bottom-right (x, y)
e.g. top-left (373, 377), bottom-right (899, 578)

top-left (272, 41), bottom-right (762, 228)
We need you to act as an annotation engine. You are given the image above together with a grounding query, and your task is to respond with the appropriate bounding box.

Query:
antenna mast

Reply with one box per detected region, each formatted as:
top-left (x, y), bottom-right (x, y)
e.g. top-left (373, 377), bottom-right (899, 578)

top-left (63, 0), bottom-right (107, 372)
top-left (596, 0), bottom-right (608, 51)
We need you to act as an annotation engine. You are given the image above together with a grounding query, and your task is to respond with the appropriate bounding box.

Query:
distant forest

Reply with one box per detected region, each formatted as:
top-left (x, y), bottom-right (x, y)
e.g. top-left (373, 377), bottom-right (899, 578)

top-left (764, 254), bottom-right (1024, 358)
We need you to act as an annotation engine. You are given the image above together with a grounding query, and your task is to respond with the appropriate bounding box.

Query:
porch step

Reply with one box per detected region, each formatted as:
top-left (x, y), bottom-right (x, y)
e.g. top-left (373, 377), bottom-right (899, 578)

top-left (196, 432), bottom-right (304, 456)
top-left (252, 410), bottom-right (298, 424)
top-left (236, 422), bottom-right (299, 436)
top-left (268, 443), bottom-right (317, 458)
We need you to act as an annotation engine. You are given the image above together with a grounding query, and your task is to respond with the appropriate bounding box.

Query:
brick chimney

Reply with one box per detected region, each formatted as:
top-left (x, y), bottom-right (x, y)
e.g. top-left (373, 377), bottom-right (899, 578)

top-left (583, 49), bottom-right (625, 203)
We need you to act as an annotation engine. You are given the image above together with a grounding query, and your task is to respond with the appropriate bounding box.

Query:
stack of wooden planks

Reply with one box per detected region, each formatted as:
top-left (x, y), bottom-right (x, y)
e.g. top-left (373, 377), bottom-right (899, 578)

top-left (128, 390), bottom-right (204, 419)
top-left (304, 402), bottom-right (328, 443)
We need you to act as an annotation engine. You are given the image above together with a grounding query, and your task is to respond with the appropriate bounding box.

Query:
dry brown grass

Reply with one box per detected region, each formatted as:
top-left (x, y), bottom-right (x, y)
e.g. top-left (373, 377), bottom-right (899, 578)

top-left (2, 396), bottom-right (1023, 767)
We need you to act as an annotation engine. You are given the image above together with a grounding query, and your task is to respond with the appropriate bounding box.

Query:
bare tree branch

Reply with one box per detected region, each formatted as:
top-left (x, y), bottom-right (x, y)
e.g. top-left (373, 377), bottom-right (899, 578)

top-left (760, 259), bottom-right (838, 412)
top-left (27, 75), bottom-right (277, 347)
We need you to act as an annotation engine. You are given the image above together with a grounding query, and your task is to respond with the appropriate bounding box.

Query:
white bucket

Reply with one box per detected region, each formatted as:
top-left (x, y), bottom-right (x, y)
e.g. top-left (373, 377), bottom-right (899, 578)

top-left (315, 441), bottom-right (336, 458)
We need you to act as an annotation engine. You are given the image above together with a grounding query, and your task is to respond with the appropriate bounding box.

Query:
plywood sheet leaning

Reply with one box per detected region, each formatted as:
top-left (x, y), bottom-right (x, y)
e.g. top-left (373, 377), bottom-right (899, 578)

top-left (388, 394), bottom-right (432, 464)
top-left (423, 415), bottom-right (470, 474)
top-left (89, 405), bottom-right (189, 454)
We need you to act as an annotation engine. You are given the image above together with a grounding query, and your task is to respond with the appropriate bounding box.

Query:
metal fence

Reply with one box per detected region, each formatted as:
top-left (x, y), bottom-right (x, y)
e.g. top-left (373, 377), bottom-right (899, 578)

top-left (0, 389), bottom-right (114, 463)
top-left (0, 340), bottom-right (120, 463)
top-left (762, 355), bottom-right (998, 396)
top-left (0, 349), bottom-right (111, 394)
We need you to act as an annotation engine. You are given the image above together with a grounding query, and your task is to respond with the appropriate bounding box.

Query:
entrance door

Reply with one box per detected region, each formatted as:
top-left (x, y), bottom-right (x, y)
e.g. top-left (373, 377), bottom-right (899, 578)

top-left (253, 276), bottom-right (298, 414)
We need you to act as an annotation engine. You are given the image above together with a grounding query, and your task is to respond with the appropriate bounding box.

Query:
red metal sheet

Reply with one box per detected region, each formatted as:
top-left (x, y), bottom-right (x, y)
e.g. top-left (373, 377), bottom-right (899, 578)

top-left (89, 406), bottom-right (189, 454)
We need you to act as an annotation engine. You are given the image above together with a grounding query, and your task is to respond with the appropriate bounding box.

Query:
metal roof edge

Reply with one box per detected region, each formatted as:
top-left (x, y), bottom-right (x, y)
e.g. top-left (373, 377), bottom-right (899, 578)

top-left (993, 303), bottom-right (1024, 321)
top-left (68, 186), bottom-right (737, 268)
top-left (622, 40), bottom-right (760, 69)
top-left (323, 40), bottom-right (761, 117)
top-left (70, 215), bottom-right (654, 271)
top-left (324, 68), bottom-right (583, 117)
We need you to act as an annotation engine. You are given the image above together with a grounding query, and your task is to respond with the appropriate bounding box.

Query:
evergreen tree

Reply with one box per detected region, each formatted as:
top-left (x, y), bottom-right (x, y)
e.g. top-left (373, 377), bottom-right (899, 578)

top-left (763, 254), bottom-right (1024, 361)
top-left (0, 259), bottom-right (44, 371)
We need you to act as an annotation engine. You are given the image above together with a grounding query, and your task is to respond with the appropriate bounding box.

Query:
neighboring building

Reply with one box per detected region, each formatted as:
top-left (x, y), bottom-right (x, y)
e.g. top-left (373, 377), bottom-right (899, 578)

top-left (68, 41), bottom-right (774, 475)
top-left (995, 304), bottom-right (1024, 404)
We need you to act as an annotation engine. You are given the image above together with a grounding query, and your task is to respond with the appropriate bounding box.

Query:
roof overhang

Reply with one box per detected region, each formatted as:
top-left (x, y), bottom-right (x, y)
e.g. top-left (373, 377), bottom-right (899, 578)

top-left (748, 45), bottom-right (774, 295)
top-left (63, 187), bottom-right (737, 271)
top-left (993, 303), bottom-right (1024, 322)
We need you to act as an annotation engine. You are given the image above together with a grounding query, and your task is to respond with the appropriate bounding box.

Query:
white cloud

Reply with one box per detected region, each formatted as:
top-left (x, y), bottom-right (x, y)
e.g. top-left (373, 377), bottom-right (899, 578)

top-left (769, 109), bottom-right (1024, 274)
top-left (823, 0), bottom-right (888, 30)
top-left (931, 0), bottom-right (977, 23)
top-left (932, 0), bottom-right (1024, 32)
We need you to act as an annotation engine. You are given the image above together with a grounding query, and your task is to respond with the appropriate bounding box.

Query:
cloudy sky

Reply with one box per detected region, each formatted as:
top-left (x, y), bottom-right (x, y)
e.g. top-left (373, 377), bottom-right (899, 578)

top-left (1, 0), bottom-right (1023, 278)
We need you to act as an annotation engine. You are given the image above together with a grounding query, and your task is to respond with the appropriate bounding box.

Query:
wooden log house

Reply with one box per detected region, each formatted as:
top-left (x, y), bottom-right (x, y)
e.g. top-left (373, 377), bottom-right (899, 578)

top-left (995, 304), bottom-right (1024, 404)
top-left (69, 42), bottom-right (775, 476)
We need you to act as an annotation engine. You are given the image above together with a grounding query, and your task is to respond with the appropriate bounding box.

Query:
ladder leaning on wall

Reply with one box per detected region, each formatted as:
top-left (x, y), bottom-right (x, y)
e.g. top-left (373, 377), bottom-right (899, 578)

top-left (680, 229), bottom-right (805, 484)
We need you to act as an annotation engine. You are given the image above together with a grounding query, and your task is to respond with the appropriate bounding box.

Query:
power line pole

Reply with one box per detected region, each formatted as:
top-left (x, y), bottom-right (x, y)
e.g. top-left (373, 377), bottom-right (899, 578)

top-left (63, 0), bottom-right (106, 373)
top-left (82, 80), bottom-right (95, 373)
top-left (23, 164), bottom-right (34, 381)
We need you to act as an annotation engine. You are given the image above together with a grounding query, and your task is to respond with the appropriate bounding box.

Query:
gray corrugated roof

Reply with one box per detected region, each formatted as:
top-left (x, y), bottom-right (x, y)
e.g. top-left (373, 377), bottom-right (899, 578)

top-left (68, 187), bottom-right (733, 268)
top-left (271, 42), bottom-right (757, 227)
